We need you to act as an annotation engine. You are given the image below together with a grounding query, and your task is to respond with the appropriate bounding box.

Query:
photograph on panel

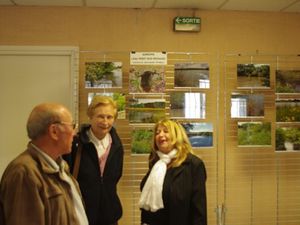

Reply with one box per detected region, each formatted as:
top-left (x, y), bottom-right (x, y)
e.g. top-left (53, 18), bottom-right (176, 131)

top-left (181, 122), bottom-right (213, 148)
top-left (128, 98), bottom-right (166, 124)
top-left (276, 70), bottom-right (300, 93)
top-left (237, 63), bottom-right (270, 88)
top-left (129, 65), bottom-right (165, 93)
top-left (276, 125), bottom-right (300, 152)
top-left (231, 93), bottom-right (264, 118)
top-left (131, 128), bottom-right (153, 154)
top-left (88, 92), bottom-right (126, 119)
top-left (170, 92), bottom-right (206, 119)
top-left (174, 62), bottom-right (210, 88)
top-left (238, 122), bottom-right (271, 146)
top-left (276, 99), bottom-right (300, 122)
top-left (85, 62), bottom-right (122, 88)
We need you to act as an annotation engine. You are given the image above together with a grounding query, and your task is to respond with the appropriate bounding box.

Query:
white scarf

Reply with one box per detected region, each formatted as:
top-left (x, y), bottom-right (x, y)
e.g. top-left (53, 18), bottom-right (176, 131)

top-left (139, 149), bottom-right (177, 212)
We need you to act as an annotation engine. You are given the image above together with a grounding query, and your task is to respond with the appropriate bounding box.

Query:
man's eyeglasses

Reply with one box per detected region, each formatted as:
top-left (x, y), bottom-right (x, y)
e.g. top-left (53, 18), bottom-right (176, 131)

top-left (53, 121), bottom-right (78, 130)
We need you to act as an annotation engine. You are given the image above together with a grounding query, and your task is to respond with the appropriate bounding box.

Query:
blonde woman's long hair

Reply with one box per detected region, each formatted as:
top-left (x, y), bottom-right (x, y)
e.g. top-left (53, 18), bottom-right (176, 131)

top-left (149, 118), bottom-right (194, 168)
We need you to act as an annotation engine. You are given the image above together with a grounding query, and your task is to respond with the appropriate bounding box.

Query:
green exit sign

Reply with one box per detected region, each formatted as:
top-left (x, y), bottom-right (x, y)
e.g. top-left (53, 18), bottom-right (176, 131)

top-left (174, 17), bottom-right (201, 32)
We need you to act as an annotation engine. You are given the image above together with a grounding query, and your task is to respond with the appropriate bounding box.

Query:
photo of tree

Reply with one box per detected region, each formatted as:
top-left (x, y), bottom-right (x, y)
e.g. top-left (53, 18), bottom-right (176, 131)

top-left (238, 122), bottom-right (271, 146)
top-left (128, 98), bottom-right (165, 123)
top-left (85, 62), bottom-right (122, 88)
top-left (131, 128), bottom-right (153, 154)
top-left (237, 64), bottom-right (270, 88)
top-left (181, 122), bottom-right (213, 147)
top-left (231, 94), bottom-right (264, 118)
top-left (276, 99), bottom-right (300, 122)
top-left (170, 92), bottom-right (206, 119)
top-left (129, 65), bottom-right (165, 93)
top-left (174, 62), bottom-right (210, 88)
top-left (88, 92), bottom-right (126, 119)
top-left (276, 126), bottom-right (300, 151)
top-left (276, 70), bottom-right (300, 93)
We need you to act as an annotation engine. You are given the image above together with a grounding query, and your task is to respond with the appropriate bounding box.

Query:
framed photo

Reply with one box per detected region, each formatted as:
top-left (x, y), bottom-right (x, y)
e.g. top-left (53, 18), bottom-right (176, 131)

top-left (231, 94), bottom-right (264, 118)
top-left (128, 98), bottom-right (166, 123)
top-left (276, 99), bottom-right (300, 122)
top-left (237, 64), bottom-right (270, 89)
top-left (276, 125), bottom-right (300, 151)
top-left (238, 122), bottom-right (271, 146)
top-left (129, 65), bottom-right (165, 93)
top-left (174, 62), bottom-right (209, 88)
top-left (181, 122), bottom-right (213, 147)
top-left (85, 62), bottom-right (122, 88)
top-left (170, 92), bottom-right (206, 119)
top-left (131, 128), bottom-right (153, 154)
top-left (276, 70), bottom-right (300, 93)
top-left (88, 92), bottom-right (126, 119)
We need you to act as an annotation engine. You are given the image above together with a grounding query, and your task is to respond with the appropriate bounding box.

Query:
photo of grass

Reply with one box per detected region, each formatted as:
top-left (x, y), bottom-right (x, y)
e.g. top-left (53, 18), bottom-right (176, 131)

top-left (174, 62), bottom-right (210, 88)
top-left (170, 92), bottom-right (206, 119)
top-left (276, 99), bottom-right (300, 122)
top-left (237, 64), bottom-right (270, 88)
top-left (181, 122), bottom-right (213, 147)
top-left (88, 92), bottom-right (126, 119)
top-left (85, 62), bottom-right (122, 88)
top-left (129, 65), bottom-right (165, 93)
top-left (276, 70), bottom-right (300, 93)
top-left (131, 128), bottom-right (153, 154)
top-left (238, 122), bottom-right (271, 146)
top-left (276, 126), bottom-right (300, 151)
top-left (128, 98), bottom-right (166, 123)
top-left (231, 94), bottom-right (264, 118)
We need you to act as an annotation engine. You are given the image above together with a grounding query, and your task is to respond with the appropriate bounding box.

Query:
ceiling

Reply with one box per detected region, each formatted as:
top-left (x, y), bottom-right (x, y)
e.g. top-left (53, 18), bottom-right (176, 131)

top-left (0, 0), bottom-right (300, 13)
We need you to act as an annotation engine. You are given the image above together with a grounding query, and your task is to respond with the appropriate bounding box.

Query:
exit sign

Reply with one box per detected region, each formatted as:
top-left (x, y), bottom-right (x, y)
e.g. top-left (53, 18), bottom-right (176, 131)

top-left (174, 17), bottom-right (201, 32)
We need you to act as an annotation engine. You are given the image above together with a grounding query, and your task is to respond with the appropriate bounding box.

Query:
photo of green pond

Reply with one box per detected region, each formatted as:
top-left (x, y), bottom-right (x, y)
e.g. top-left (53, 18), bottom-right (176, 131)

top-left (237, 64), bottom-right (270, 88)
top-left (238, 122), bottom-right (271, 146)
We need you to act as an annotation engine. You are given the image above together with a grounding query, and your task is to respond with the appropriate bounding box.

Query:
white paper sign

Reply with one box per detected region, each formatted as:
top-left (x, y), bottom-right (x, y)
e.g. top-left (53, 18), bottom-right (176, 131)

top-left (130, 52), bottom-right (167, 65)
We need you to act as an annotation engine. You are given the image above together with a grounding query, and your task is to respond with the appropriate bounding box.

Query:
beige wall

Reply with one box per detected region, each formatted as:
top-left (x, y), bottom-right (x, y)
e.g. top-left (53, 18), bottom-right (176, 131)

top-left (1, 7), bottom-right (300, 54)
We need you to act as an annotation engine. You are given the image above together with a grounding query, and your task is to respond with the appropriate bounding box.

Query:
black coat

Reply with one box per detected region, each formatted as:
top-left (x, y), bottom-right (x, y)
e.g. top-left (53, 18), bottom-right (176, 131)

top-left (64, 124), bottom-right (124, 225)
top-left (140, 153), bottom-right (207, 225)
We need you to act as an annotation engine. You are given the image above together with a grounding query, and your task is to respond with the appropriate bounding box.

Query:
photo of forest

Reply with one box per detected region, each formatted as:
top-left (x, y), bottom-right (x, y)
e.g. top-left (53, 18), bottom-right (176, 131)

top-left (174, 62), bottom-right (210, 88)
top-left (276, 126), bottom-right (300, 151)
top-left (237, 64), bottom-right (270, 88)
top-left (276, 70), bottom-right (300, 93)
top-left (131, 129), bottom-right (153, 154)
top-left (276, 99), bottom-right (300, 122)
top-left (238, 122), bottom-right (271, 146)
top-left (128, 98), bottom-right (165, 123)
top-left (85, 62), bottom-right (122, 88)
top-left (181, 122), bottom-right (213, 147)
top-left (88, 92), bottom-right (126, 119)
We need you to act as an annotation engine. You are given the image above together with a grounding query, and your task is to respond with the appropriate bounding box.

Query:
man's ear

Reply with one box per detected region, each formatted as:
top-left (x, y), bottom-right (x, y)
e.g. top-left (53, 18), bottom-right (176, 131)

top-left (48, 124), bottom-right (60, 141)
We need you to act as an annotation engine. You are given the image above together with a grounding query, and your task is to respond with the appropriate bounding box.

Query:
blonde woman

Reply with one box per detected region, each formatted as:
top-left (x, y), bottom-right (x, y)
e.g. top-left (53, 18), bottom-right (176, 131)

top-left (139, 119), bottom-right (207, 225)
top-left (64, 96), bottom-right (124, 225)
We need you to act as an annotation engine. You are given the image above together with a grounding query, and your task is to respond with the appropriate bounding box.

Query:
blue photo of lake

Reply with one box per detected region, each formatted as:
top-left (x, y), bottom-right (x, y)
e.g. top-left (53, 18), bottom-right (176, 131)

top-left (181, 122), bottom-right (213, 148)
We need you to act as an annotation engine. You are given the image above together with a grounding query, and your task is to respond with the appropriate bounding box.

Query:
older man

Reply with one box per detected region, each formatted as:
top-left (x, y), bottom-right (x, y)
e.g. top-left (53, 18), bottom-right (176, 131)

top-left (0, 103), bottom-right (88, 225)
